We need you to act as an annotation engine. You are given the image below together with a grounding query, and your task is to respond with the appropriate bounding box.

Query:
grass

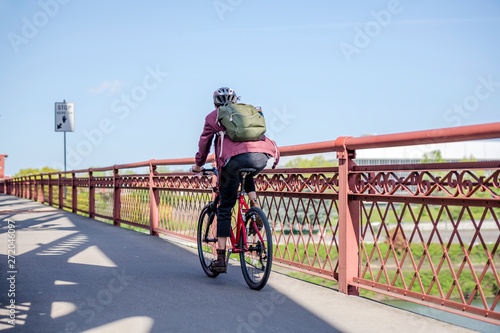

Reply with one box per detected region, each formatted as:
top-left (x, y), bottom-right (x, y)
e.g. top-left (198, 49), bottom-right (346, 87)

top-left (288, 268), bottom-right (499, 301)
top-left (362, 243), bottom-right (499, 267)
top-left (278, 240), bottom-right (499, 300)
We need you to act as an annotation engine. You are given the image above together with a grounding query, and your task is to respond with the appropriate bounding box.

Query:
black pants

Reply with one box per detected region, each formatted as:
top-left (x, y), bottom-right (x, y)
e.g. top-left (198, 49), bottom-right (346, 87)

top-left (217, 153), bottom-right (268, 237)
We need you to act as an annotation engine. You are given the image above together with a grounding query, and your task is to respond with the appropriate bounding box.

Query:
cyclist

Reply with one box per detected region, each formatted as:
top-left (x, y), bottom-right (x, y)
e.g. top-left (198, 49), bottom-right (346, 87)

top-left (192, 87), bottom-right (279, 273)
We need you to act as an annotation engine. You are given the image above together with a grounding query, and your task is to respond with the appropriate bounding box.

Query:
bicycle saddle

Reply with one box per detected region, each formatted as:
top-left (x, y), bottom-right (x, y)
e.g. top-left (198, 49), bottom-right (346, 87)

top-left (238, 168), bottom-right (257, 175)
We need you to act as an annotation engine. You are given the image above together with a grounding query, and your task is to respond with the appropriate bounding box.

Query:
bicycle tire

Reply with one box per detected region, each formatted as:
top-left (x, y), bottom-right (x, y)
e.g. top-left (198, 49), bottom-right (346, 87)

top-left (197, 204), bottom-right (219, 278)
top-left (240, 207), bottom-right (273, 290)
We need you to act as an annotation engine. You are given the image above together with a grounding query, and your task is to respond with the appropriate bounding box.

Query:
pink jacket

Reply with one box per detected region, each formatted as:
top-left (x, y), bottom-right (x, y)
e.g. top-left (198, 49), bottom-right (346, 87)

top-left (195, 109), bottom-right (280, 171)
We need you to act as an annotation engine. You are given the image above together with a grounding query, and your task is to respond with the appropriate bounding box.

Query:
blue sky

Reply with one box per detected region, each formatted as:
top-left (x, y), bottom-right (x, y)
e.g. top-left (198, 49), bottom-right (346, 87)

top-left (1, 0), bottom-right (499, 176)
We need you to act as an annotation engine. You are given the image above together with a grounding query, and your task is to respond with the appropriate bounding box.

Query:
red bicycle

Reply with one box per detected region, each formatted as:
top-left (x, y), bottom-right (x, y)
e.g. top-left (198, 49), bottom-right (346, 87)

top-left (196, 168), bottom-right (273, 290)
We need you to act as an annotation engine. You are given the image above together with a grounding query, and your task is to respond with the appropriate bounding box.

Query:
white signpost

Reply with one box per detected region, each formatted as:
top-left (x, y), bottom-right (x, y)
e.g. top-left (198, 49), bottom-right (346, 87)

top-left (54, 100), bottom-right (75, 172)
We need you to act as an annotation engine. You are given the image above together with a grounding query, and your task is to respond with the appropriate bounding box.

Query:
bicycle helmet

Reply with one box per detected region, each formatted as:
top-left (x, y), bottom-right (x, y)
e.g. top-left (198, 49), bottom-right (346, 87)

top-left (213, 87), bottom-right (239, 107)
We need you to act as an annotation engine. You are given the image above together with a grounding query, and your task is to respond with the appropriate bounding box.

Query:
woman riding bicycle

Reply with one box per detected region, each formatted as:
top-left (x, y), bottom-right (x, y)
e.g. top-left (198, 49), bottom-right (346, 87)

top-left (192, 87), bottom-right (279, 273)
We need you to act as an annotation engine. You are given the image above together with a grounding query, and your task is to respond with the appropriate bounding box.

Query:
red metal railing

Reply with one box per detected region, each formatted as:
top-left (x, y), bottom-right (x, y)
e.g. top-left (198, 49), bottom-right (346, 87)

top-left (4, 122), bottom-right (500, 324)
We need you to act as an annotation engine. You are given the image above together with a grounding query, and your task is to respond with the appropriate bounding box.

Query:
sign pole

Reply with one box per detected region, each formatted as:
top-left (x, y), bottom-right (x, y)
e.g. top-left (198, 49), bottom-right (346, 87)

top-left (64, 131), bottom-right (67, 172)
top-left (63, 99), bottom-right (66, 173)
top-left (64, 130), bottom-right (66, 198)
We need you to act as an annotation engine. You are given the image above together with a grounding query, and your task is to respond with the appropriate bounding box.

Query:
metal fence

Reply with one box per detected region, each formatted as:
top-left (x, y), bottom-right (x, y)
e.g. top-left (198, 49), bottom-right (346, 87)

top-left (3, 122), bottom-right (500, 324)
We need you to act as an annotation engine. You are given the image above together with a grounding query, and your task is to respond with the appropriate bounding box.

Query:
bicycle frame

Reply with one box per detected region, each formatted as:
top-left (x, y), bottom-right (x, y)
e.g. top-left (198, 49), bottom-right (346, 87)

top-left (229, 192), bottom-right (250, 254)
top-left (208, 190), bottom-right (267, 256)
top-left (197, 167), bottom-right (273, 289)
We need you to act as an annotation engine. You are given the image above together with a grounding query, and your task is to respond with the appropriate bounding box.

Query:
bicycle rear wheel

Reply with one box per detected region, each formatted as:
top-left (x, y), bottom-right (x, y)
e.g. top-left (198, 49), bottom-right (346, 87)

top-left (197, 204), bottom-right (219, 278)
top-left (240, 207), bottom-right (273, 290)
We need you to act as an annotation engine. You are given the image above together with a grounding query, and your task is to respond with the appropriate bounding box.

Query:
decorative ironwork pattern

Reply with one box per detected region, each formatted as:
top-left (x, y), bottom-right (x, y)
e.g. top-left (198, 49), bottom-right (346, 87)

top-left (93, 177), bottom-right (114, 188)
top-left (120, 189), bottom-right (150, 227)
top-left (352, 167), bottom-right (500, 199)
top-left (43, 187), bottom-right (50, 203)
top-left (154, 174), bottom-right (213, 190)
top-left (351, 162), bottom-right (500, 322)
top-left (118, 175), bottom-right (149, 188)
top-left (263, 194), bottom-right (340, 278)
top-left (62, 186), bottom-right (72, 209)
top-left (52, 186), bottom-right (60, 206)
top-left (95, 188), bottom-right (113, 221)
top-left (77, 188), bottom-right (89, 215)
top-left (74, 177), bottom-right (89, 187)
top-left (357, 200), bottom-right (499, 319)
top-left (158, 189), bottom-right (211, 239)
top-left (60, 178), bottom-right (72, 187)
top-left (256, 169), bottom-right (339, 194)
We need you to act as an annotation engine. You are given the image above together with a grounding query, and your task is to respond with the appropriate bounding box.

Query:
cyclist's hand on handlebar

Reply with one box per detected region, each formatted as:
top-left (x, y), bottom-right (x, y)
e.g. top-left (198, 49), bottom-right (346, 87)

top-left (190, 165), bottom-right (203, 173)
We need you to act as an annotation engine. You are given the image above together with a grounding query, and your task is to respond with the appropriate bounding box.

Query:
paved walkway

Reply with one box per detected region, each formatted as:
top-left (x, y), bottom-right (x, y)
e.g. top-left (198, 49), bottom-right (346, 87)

top-left (0, 194), bottom-right (491, 333)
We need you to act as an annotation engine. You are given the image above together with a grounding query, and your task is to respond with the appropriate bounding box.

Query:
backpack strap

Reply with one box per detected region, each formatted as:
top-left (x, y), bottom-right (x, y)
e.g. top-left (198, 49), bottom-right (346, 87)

top-left (217, 130), bottom-right (226, 158)
top-left (214, 110), bottom-right (226, 158)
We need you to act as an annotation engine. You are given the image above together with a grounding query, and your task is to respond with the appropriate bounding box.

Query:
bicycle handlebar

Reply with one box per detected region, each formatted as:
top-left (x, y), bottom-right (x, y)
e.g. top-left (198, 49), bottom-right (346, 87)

top-left (189, 167), bottom-right (218, 177)
top-left (202, 167), bottom-right (217, 176)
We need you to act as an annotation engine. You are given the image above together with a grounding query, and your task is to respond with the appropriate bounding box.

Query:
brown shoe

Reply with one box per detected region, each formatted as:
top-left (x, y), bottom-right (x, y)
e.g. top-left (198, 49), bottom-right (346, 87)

top-left (248, 210), bottom-right (263, 234)
top-left (210, 249), bottom-right (227, 273)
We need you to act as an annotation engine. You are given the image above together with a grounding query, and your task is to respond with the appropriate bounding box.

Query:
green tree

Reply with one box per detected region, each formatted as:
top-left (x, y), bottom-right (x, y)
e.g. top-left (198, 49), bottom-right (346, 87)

top-left (14, 167), bottom-right (60, 178)
top-left (157, 166), bottom-right (170, 173)
top-left (422, 150), bottom-right (445, 163)
top-left (286, 156), bottom-right (337, 168)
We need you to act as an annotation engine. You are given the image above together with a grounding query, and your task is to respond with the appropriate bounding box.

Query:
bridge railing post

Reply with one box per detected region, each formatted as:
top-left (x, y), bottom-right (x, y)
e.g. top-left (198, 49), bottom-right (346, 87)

top-left (40, 175), bottom-right (45, 203)
top-left (32, 175), bottom-right (37, 201)
top-left (36, 175), bottom-right (40, 202)
top-left (30, 176), bottom-right (33, 200)
top-left (48, 174), bottom-right (53, 206)
top-left (89, 170), bottom-right (95, 219)
top-left (58, 173), bottom-right (63, 209)
top-left (113, 167), bottom-right (121, 226)
top-left (149, 163), bottom-right (160, 236)
top-left (336, 137), bottom-right (360, 296)
top-left (72, 171), bottom-right (77, 213)
top-left (36, 175), bottom-right (39, 201)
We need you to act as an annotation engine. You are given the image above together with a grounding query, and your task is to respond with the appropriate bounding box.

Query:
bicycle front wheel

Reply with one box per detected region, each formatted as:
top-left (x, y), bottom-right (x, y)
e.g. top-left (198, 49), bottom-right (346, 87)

top-left (240, 207), bottom-right (273, 290)
top-left (197, 204), bottom-right (219, 278)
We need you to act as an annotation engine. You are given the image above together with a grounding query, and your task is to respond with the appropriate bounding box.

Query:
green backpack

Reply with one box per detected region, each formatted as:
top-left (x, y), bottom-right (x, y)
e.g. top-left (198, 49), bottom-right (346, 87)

top-left (217, 103), bottom-right (266, 142)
